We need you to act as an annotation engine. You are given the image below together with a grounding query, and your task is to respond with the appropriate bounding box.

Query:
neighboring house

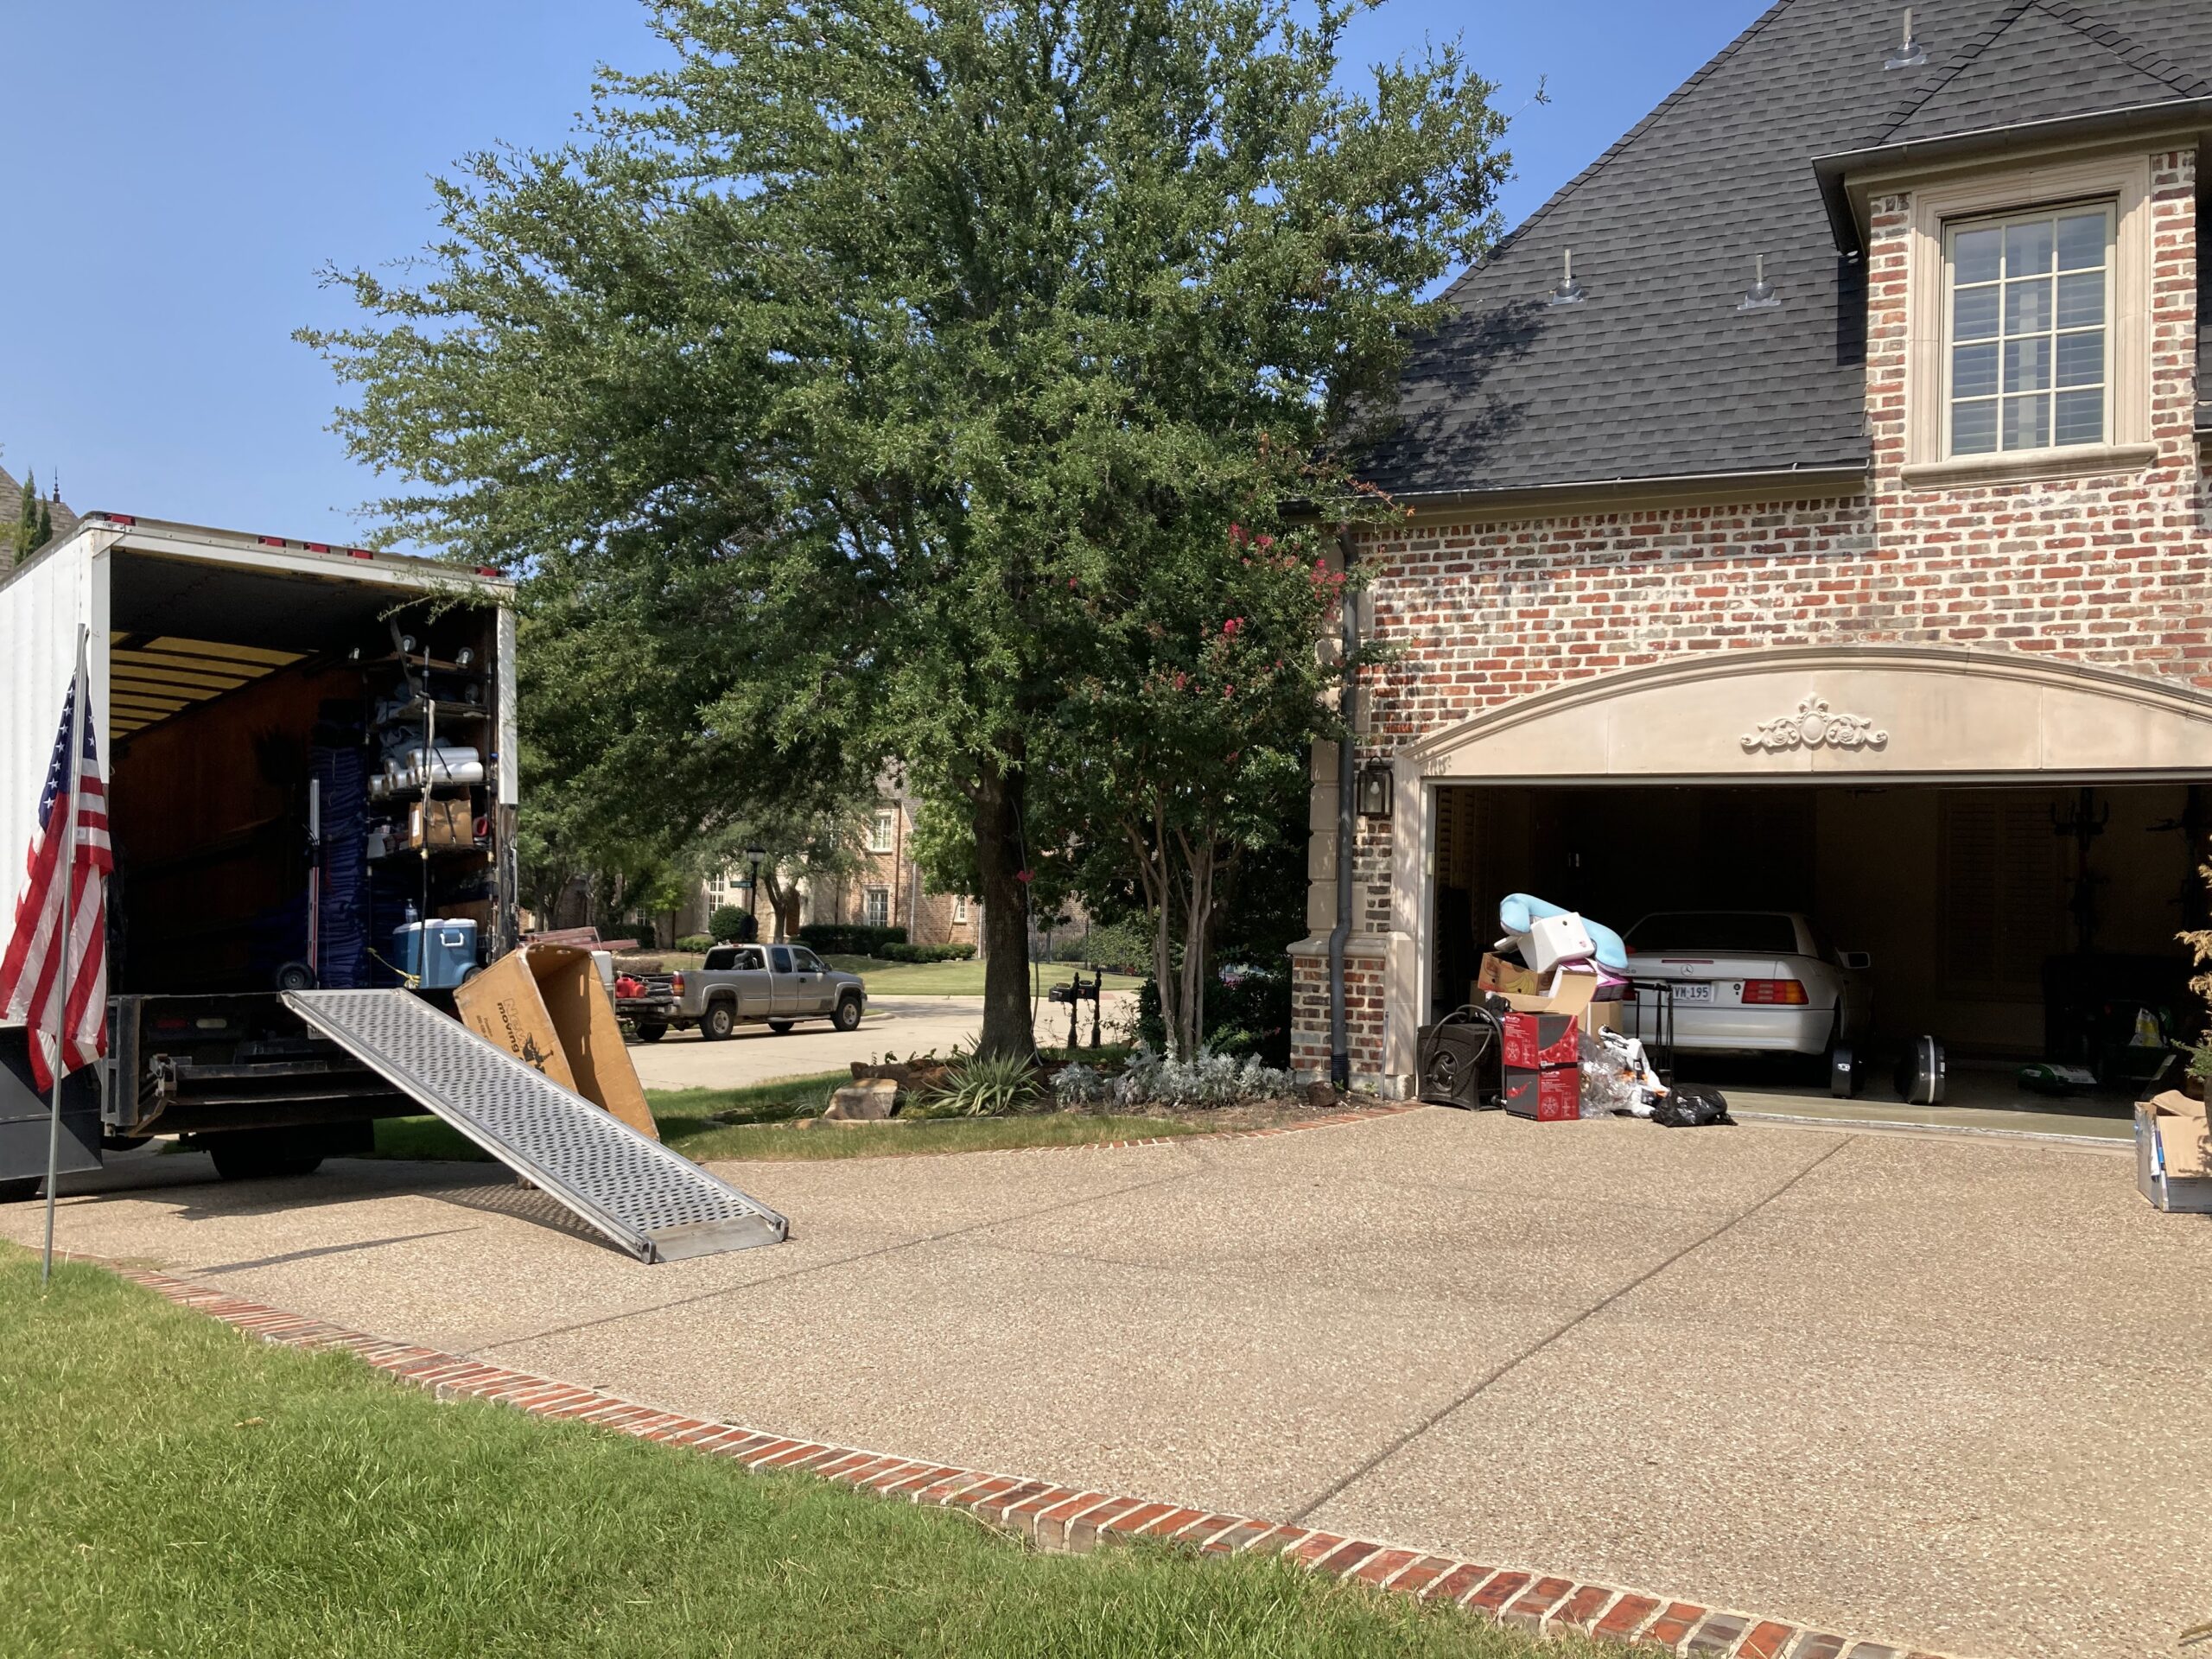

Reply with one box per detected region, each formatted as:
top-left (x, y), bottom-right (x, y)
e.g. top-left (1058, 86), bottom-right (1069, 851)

top-left (0, 465), bottom-right (78, 560)
top-left (1294, 1), bottom-right (2212, 1090)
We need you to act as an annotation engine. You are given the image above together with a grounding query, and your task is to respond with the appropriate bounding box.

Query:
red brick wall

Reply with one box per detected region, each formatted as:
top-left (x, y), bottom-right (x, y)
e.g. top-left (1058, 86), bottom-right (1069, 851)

top-left (1294, 145), bottom-right (2205, 1084)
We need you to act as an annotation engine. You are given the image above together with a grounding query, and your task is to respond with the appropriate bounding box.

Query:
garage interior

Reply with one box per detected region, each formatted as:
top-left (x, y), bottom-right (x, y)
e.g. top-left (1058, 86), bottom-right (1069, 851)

top-left (1431, 780), bottom-right (2207, 1134)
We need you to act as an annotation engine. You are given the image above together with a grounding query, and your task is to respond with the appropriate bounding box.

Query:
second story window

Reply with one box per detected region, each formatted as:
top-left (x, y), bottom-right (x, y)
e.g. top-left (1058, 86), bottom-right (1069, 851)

top-left (868, 810), bottom-right (895, 854)
top-left (1946, 204), bottom-right (2111, 457)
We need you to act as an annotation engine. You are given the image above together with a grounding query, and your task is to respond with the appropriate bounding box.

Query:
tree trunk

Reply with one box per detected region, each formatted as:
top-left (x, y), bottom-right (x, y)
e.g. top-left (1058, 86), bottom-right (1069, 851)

top-left (973, 761), bottom-right (1035, 1060)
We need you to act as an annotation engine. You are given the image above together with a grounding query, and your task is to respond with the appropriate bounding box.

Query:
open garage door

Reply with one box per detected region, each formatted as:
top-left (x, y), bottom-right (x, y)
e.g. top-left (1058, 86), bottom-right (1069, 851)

top-left (1431, 779), bottom-right (2205, 1134)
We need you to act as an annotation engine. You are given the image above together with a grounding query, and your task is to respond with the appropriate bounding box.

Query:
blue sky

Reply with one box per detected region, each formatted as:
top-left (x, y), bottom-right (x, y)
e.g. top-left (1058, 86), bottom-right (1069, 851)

top-left (1, 1), bottom-right (1762, 540)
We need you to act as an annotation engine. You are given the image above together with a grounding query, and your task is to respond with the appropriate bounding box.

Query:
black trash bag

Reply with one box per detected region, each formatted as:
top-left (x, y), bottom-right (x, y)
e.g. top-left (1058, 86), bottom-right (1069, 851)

top-left (1651, 1084), bottom-right (1732, 1128)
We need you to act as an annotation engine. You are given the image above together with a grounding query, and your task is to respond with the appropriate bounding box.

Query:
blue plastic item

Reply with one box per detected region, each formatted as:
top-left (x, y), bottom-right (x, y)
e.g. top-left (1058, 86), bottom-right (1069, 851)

top-left (392, 919), bottom-right (480, 990)
top-left (1496, 893), bottom-right (1630, 975)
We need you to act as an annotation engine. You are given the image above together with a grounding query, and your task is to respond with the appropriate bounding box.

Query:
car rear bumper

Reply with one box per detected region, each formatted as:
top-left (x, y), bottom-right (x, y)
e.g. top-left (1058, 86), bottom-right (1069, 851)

top-left (1624, 1005), bottom-right (1837, 1056)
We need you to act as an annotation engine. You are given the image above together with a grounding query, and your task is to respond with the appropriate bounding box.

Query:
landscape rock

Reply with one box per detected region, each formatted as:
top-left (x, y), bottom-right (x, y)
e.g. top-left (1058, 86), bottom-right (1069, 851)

top-left (823, 1079), bottom-right (900, 1122)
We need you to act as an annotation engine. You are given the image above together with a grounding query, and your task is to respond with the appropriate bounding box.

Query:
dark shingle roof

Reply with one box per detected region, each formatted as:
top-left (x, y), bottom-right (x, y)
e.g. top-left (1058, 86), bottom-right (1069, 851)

top-left (1366, 0), bottom-right (2212, 499)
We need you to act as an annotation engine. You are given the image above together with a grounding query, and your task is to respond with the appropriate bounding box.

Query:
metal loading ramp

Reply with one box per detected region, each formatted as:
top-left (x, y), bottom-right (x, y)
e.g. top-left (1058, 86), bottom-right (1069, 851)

top-left (283, 989), bottom-right (788, 1262)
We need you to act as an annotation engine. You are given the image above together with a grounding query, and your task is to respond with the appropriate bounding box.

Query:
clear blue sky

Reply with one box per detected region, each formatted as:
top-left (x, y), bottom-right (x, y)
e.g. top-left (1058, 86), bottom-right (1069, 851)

top-left (1, 1), bottom-right (1762, 541)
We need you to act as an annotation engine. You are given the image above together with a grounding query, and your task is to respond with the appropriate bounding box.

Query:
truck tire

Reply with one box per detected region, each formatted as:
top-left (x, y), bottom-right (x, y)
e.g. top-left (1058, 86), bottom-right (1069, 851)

top-left (702, 1002), bottom-right (736, 1041)
top-left (632, 1022), bottom-right (667, 1044)
top-left (833, 995), bottom-right (863, 1033)
top-left (768, 1020), bottom-right (794, 1034)
top-left (0, 1178), bottom-right (40, 1205)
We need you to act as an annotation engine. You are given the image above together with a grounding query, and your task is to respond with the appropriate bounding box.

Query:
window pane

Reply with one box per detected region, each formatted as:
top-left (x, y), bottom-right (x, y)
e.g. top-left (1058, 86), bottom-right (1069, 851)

top-left (1953, 284), bottom-right (2000, 340)
top-left (1954, 226), bottom-right (2002, 284)
top-left (1952, 398), bottom-right (1999, 455)
top-left (2055, 331), bottom-right (2103, 388)
top-left (2054, 389), bottom-right (2103, 446)
top-left (2056, 213), bottom-right (2107, 271)
top-left (2003, 336), bottom-right (2050, 393)
top-left (2005, 219), bottom-right (2053, 276)
top-left (2005, 278), bottom-right (2051, 335)
top-left (2055, 272), bottom-right (2103, 330)
top-left (1952, 341), bottom-right (1999, 399)
top-left (2003, 393), bottom-right (2050, 450)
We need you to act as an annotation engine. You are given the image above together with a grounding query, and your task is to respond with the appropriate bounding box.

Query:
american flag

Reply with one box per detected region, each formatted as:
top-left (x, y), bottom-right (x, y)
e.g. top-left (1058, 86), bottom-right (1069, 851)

top-left (0, 671), bottom-right (111, 1093)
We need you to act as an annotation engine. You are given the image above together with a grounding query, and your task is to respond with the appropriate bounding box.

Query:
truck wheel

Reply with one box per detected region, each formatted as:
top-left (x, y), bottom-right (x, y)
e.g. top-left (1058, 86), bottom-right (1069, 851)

top-left (768, 1020), bottom-right (794, 1034)
top-left (632, 1022), bottom-right (667, 1044)
top-left (0, 1178), bottom-right (40, 1205)
top-left (703, 1003), bottom-right (736, 1041)
top-left (833, 995), bottom-right (863, 1033)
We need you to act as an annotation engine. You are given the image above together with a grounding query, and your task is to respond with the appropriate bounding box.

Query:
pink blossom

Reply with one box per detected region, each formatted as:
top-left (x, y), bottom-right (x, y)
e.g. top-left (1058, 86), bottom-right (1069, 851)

top-left (1015, 869), bottom-right (1034, 885)
top-left (1223, 617), bottom-right (1244, 636)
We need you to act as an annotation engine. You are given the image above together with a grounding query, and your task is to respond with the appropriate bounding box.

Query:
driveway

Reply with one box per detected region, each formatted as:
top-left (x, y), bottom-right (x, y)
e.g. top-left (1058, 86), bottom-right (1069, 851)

top-left (9, 1112), bottom-right (2207, 1659)
top-left (627, 991), bottom-right (1139, 1092)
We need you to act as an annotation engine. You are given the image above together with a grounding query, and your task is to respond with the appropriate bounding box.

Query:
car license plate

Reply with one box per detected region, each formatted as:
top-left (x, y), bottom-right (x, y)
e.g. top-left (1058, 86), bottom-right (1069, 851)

top-left (1673, 982), bottom-right (1714, 1004)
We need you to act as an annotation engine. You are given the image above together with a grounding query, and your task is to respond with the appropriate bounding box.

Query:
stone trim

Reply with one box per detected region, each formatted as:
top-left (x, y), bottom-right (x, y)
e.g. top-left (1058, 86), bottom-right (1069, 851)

top-left (92, 1259), bottom-right (1965, 1659)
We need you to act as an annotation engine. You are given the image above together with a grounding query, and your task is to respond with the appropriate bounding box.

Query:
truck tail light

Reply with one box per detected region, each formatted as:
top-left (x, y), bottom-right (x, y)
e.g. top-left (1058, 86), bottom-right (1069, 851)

top-left (1742, 979), bottom-right (1808, 1006)
top-left (671, 972), bottom-right (685, 996)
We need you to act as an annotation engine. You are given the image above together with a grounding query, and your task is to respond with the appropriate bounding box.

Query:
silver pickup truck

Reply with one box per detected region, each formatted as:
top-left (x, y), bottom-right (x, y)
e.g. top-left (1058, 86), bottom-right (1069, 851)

top-left (634, 943), bottom-right (867, 1042)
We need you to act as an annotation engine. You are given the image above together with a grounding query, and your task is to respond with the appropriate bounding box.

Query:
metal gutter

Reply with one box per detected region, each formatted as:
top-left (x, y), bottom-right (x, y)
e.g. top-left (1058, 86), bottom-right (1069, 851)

top-left (1384, 460), bottom-right (1871, 518)
top-left (1328, 528), bottom-right (1359, 1092)
top-left (1811, 98), bottom-right (2212, 254)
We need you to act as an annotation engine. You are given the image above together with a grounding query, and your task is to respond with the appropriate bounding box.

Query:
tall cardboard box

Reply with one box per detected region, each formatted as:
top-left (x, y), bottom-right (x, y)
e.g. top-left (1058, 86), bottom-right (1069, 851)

top-left (455, 944), bottom-right (660, 1141)
top-left (2135, 1091), bottom-right (2212, 1212)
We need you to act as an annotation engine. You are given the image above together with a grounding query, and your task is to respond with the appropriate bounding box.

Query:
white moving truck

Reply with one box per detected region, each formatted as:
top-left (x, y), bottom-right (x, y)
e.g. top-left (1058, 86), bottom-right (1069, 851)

top-left (0, 512), bottom-right (518, 1195)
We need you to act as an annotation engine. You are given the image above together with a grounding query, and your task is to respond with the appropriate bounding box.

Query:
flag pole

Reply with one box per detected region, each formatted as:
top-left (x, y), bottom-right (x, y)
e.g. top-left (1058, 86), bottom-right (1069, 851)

top-left (41, 624), bottom-right (88, 1290)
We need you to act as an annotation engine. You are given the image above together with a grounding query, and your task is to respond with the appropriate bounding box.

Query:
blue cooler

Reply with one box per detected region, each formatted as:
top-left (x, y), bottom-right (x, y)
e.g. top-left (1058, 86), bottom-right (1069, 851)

top-left (392, 918), bottom-right (480, 989)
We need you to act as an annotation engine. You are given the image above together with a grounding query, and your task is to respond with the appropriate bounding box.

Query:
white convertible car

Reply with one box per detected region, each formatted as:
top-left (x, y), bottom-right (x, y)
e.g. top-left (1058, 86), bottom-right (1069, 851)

top-left (1622, 911), bottom-right (1872, 1059)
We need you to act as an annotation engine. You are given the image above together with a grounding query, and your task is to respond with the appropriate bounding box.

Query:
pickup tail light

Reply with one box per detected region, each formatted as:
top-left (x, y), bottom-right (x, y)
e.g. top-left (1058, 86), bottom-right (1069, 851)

top-left (670, 972), bottom-right (685, 996)
top-left (1742, 979), bottom-right (1808, 1006)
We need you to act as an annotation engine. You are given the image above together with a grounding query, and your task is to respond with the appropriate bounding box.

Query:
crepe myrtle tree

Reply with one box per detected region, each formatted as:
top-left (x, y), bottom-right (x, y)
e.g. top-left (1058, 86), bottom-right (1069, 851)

top-left (301, 0), bottom-right (1508, 1058)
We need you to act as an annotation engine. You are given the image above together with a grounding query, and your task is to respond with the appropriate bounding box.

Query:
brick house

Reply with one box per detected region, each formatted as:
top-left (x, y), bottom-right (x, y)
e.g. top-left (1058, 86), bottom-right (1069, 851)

top-left (0, 466), bottom-right (78, 561)
top-left (1292, 1), bottom-right (2212, 1090)
top-left (810, 784), bottom-right (982, 947)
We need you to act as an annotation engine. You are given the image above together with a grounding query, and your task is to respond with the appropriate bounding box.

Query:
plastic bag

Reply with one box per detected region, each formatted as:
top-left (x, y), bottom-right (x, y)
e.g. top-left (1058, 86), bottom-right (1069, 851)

top-left (1577, 1031), bottom-right (1645, 1118)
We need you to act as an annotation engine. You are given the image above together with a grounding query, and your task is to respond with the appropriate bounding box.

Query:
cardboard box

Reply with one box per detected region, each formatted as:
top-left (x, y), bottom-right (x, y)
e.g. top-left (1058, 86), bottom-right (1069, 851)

top-left (1477, 953), bottom-right (1543, 998)
top-left (454, 944), bottom-right (660, 1141)
top-left (1503, 1064), bottom-right (1580, 1122)
top-left (407, 797), bottom-right (474, 849)
top-left (1488, 969), bottom-right (1601, 1028)
top-left (1501, 1010), bottom-right (1579, 1071)
top-left (2135, 1090), bottom-right (2212, 1213)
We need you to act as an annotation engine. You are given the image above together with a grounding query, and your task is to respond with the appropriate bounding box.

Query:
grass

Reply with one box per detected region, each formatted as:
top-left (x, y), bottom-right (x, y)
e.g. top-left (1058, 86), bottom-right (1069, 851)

top-left (824, 954), bottom-right (1146, 998)
top-left (371, 1070), bottom-right (1208, 1163)
top-left (0, 1249), bottom-right (1626, 1658)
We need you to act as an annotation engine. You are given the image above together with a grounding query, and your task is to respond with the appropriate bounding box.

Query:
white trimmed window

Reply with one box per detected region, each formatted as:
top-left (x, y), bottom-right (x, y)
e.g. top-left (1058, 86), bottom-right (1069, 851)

top-left (868, 810), bottom-right (895, 853)
top-left (952, 895), bottom-right (969, 924)
top-left (863, 887), bottom-right (891, 928)
top-left (1945, 204), bottom-right (2113, 457)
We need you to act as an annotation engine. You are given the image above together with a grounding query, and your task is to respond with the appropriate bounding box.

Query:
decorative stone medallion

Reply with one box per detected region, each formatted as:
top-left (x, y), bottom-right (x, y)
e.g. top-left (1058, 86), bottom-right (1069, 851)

top-left (1741, 696), bottom-right (1888, 753)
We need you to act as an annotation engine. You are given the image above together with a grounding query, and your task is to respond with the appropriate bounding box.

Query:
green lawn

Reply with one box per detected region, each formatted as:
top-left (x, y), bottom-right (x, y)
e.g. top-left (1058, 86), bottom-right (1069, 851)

top-left (828, 955), bottom-right (1146, 998)
top-left (0, 1251), bottom-right (1608, 1659)
top-left (372, 1071), bottom-right (1205, 1163)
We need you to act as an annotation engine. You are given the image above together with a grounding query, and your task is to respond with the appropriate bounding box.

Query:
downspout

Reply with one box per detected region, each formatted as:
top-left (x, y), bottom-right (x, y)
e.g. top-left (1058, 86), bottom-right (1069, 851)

top-left (1328, 526), bottom-right (1359, 1092)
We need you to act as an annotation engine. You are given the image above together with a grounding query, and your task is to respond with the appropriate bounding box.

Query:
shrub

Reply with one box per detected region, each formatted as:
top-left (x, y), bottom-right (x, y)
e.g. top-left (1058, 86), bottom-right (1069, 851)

top-left (879, 942), bottom-right (976, 963)
top-left (1051, 1062), bottom-right (1109, 1107)
top-left (1114, 1043), bottom-right (1294, 1108)
top-left (709, 905), bottom-right (755, 944)
top-left (1132, 963), bottom-right (1291, 1066)
top-left (913, 1052), bottom-right (1044, 1117)
top-left (798, 923), bottom-right (909, 957)
top-left (673, 934), bottom-right (714, 953)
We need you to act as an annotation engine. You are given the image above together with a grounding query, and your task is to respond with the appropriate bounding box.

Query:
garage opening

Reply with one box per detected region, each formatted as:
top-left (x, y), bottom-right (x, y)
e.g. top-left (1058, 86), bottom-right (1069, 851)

top-left (1430, 780), bottom-right (2207, 1132)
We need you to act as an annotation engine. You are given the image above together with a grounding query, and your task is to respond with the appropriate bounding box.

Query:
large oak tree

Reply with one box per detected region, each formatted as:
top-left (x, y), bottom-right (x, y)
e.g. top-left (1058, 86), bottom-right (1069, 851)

top-left (304, 0), bottom-right (1507, 1056)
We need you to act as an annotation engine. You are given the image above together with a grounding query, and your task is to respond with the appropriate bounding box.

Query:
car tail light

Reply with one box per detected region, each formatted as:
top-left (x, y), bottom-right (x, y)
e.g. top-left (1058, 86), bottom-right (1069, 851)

top-left (1742, 979), bottom-right (1808, 1006)
top-left (671, 972), bottom-right (685, 996)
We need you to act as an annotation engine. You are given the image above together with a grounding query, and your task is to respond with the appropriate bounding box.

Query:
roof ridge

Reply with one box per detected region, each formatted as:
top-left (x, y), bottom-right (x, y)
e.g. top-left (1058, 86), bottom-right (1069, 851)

top-left (1439, 0), bottom-right (1807, 307)
top-left (1873, 0), bottom-right (2039, 143)
top-left (2034, 1), bottom-right (2212, 99)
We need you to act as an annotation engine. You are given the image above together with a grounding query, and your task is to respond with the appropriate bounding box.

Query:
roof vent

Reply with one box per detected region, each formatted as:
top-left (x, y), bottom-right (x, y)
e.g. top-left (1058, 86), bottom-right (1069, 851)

top-left (1738, 254), bottom-right (1779, 311)
top-left (1548, 247), bottom-right (1586, 307)
top-left (1885, 8), bottom-right (1925, 68)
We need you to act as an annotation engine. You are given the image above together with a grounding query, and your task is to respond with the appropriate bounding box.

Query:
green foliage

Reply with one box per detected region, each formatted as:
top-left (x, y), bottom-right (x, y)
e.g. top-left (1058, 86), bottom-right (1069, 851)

top-left (798, 923), bottom-right (907, 956)
top-left (10, 467), bottom-right (53, 567)
top-left (878, 941), bottom-right (976, 963)
top-left (302, 0), bottom-right (1510, 1059)
top-left (708, 904), bottom-right (753, 944)
top-left (914, 1051), bottom-right (1046, 1118)
top-left (674, 933), bottom-right (714, 952)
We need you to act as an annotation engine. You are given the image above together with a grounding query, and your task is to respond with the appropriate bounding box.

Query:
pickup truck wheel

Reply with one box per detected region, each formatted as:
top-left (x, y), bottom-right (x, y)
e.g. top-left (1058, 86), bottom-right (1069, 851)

top-left (702, 1003), bottom-right (736, 1041)
top-left (0, 1178), bottom-right (40, 1205)
top-left (632, 1022), bottom-right (667, 1044)
top-left (833, 995), bottom-right (863, 1033)
top-left (768, 1020), bottom-right (794, 1034)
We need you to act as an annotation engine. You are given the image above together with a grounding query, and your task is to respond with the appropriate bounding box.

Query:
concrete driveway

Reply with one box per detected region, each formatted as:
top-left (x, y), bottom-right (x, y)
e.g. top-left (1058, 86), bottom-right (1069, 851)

top-left (627, 992), bottom-right (1139, 1091)
top-left (9, 1111), bottom-right (2208, 1659)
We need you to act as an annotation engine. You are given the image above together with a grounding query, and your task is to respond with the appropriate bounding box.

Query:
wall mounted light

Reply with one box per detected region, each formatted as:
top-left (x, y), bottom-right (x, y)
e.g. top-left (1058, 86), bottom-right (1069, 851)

top-left (1357, 764), bottom-right (1394, 820)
